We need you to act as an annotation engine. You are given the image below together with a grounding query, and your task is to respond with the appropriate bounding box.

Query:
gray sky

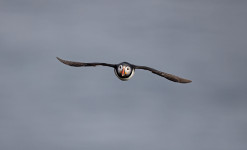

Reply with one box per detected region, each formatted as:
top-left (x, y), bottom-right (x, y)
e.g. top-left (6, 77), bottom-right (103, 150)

top-left (1, 0), bottom-right (247, 150)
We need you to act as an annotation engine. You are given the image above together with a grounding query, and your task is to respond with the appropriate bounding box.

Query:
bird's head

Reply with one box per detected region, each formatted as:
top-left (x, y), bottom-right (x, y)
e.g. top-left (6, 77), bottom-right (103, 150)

top-left (114, 62), bottom-right (135, 81)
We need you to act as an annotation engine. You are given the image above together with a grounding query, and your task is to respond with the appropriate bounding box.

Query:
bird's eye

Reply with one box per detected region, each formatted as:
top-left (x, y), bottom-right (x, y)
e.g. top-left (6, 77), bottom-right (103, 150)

top-left (125, 66), bottom-right (131, 75)
top-left (118, 65), bottom-right (123, 73)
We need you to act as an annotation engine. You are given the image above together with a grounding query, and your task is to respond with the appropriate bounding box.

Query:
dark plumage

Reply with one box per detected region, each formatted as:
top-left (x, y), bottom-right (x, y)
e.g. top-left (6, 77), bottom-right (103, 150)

top-left (56, 57), bottom-right (191, 83)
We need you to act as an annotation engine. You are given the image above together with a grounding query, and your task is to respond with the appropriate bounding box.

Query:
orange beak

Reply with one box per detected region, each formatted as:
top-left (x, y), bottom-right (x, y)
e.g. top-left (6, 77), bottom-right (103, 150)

top-left (121, 66), bottom-right (125, 76)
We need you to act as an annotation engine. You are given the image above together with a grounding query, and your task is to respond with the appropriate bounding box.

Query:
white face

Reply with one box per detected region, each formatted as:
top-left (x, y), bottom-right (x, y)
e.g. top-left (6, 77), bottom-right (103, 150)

top-left (125, 66), bottom-right (131, 75)
top-left (117, 65), bottom-right (131, 77)
top-left (118, 65), bottom-right (123, 74)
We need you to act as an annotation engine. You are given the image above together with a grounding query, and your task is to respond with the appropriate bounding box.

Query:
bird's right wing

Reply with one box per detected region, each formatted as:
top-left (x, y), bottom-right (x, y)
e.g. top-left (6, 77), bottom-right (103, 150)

top-left (56, 57), bottom-right (116, 68)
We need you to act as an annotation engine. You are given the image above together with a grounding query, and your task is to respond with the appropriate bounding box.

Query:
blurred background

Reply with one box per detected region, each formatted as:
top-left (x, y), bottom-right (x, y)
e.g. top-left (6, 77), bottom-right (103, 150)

top-left (1, 0), bottom-right (247, 150)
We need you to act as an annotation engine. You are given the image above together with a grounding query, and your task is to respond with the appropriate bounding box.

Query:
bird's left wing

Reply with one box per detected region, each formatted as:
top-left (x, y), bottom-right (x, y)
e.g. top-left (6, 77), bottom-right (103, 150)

top-left (133, 65), bottom-right (192, 83)
top-left (56, 57), bottom-right (116, 68)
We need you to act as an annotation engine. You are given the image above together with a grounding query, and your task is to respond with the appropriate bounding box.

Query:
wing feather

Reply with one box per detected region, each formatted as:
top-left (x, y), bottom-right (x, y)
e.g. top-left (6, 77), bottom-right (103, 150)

top-left (134, 65), bottom-right (191, 83)
top-left (56, 57), bottom-right (116, 68)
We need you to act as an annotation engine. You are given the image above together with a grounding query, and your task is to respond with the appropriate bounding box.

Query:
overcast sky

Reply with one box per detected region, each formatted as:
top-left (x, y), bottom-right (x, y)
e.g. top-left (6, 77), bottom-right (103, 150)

top-left (1, 0), bottom-right (247, 150)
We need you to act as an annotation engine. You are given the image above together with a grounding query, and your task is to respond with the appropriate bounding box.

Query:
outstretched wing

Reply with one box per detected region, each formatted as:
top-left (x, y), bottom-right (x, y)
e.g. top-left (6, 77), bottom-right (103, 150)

top-left (133, 65), bottom-right (191, 83)
top-left (56, 57), bottom-right (116, 68)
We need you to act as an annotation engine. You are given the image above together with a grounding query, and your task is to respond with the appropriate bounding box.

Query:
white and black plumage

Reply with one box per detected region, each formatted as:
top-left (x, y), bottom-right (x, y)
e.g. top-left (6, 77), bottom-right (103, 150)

top-left (56, 57), bottom-right (192, 83)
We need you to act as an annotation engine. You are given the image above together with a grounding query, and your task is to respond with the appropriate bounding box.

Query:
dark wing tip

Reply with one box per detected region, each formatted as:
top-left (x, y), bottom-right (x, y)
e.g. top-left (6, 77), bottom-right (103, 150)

top-left (56, 57), bottom-right (68, 65)
top-left (56, 57), bottom-right (82, 67)
top-left (56, 57), bottom-right (63, 62)
top-left (178, 78), bottom-right (192, 83)
top-left (162, 73), bottom-right (192, 84)
top-left (162, 72), bottom-right (192, 83)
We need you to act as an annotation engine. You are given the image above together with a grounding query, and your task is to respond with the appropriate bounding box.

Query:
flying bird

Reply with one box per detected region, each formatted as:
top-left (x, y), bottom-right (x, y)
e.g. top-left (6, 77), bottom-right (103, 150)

top-left (56, 57), bottom-right (191, 83)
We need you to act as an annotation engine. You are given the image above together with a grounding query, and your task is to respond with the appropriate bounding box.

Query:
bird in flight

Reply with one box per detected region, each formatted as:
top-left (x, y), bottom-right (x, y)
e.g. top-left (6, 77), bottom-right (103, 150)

top-left (56, 57), bottom-right (191, 83)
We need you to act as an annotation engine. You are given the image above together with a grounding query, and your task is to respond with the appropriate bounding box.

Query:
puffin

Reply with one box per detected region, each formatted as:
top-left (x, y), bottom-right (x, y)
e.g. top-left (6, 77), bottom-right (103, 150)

top-left (56, 57), bottom-right (191, 83)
